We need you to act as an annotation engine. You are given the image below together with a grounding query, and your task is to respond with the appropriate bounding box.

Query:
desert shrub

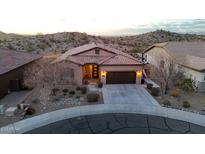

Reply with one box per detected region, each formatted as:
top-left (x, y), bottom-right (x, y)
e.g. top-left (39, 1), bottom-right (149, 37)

top-left (76, 86), bottom-right (81, 91)
top-left (62, 89), bottom-right (69, 93)
top-left (129, 47), bottom-right (141, 53)
top-left (151, 88), bottom-right (160, 96)
top-left (37, 42), bottom-right (47, 50)
top-left (31, 98), bottom-right (40, 104)
top-left (51, 88), bottom-right (60, 96)
top-left (180, 79), bottom-right (196, 92)
top-left (162, 100), bottom-right (171, 106)
top-left (170, 88), bottom-right (180, 97)
top-left (97, 82), bottom-right (103, 88)
top-left (26, 107), bottom-right (36, 115)
top-left (147, 83), bottom-right (153, 90)
top-left (26, 46), bottom-right (35, 52)
top-left (69, 90), bottom-right (75, 95)
top-left (87, 93), bottom-right (99, 103)
top-left (182, 101), bottom-right (190, 108)
top-left (80, 87), bottom-right (87, 94)
top-left (51, 96), bottom-right (60, 102)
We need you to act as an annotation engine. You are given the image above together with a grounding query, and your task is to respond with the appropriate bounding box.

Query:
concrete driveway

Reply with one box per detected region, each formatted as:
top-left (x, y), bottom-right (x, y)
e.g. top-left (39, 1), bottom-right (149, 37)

top-left (102, 84), bottom-right (160, 107)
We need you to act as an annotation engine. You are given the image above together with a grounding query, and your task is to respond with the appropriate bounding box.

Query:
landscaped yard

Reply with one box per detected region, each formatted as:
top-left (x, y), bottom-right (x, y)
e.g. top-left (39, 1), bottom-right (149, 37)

top-left (0, 84), bottom-right (103, 127)
top-left (154, 90), bottom-right (205, 114)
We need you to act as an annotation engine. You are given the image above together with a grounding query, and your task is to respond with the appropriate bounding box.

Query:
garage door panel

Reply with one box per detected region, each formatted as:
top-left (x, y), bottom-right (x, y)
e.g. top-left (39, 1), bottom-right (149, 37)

top-left (106, 72), bottom-right (136, 84)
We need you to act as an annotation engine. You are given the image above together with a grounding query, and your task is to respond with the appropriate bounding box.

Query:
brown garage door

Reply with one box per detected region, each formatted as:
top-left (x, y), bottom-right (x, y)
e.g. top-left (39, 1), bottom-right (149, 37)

top-left (106, 71), bottom-right (136, 84)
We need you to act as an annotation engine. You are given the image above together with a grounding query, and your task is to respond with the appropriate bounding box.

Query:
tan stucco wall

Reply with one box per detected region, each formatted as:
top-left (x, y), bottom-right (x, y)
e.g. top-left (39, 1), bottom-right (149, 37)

top-left (61, 62), bottom-right (143, 85)
top-left (145, 46), bottom-right (205, 90)
top-left (100, 65), bottom-right (143, 84)
top-left (182, 67), bottom-right (205, 83)
top-left (182, 66), bottom-right (205, 91)
top-left (61, 61), bottom-right (83, 85)
top-left (78, 48), bottom-right (114, 57)
top-left (145, 47), bottom-right (173, 67)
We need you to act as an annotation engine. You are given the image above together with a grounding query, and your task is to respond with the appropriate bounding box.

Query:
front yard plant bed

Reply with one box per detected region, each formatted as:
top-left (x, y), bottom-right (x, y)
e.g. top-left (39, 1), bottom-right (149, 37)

top-left (0, 85), bottom-right (103, 127)
top-left (154, 89), bottom-right (205, 115)
top-left (146, 85), bottom-right (205, 115)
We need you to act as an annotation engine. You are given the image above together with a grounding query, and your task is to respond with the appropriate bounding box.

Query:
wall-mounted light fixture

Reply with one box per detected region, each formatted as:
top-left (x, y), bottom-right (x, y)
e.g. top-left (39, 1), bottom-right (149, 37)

top-left (136, 70), bottom-right (142, 78)
top-left (101, 71), bottom-right (107, 77)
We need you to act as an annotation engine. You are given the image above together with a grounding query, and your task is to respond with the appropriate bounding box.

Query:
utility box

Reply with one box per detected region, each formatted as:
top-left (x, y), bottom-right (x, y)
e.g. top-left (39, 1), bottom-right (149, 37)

top-left (5, 107), bottom-right (17, 117)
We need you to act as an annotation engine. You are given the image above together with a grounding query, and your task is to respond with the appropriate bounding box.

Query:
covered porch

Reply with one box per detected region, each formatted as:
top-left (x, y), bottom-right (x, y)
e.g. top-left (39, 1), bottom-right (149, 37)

top-left (82, 64), bottom-right (100, 84)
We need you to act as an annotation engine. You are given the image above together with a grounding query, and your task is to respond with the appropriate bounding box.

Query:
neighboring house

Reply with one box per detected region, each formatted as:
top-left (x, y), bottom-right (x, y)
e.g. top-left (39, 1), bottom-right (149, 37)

top-left (143, 41), bottom-right (205, 92)
top-left (53, 43), bottom-right (144, 85)
top-left (0, 48), bottom-right (41, 99)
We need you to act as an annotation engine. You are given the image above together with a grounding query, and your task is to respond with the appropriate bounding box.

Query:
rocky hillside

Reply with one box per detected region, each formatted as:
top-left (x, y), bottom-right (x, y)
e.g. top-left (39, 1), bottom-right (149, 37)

top-left (0, 30), bottom-right (205, 54)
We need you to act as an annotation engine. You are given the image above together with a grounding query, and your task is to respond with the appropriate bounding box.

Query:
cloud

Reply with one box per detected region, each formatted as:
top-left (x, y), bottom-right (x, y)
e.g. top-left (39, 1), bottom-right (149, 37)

top-left (100, 19), bottom-right (205, 36)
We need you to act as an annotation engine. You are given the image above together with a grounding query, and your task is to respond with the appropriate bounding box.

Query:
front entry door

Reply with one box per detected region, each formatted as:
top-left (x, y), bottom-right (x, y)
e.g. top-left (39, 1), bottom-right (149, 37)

top-left (92, 64), bottom-right (99, 79)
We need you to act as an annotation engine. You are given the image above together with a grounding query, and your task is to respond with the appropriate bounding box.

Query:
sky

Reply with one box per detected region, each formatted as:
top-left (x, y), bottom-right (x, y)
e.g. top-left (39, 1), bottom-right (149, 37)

top-left (0, 0), bottom-right (205, 35)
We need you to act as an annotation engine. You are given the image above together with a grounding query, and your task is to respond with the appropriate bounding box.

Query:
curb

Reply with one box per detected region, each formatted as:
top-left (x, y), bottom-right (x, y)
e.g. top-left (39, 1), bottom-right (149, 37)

top-left (1, 104), bottom-right (205, 134)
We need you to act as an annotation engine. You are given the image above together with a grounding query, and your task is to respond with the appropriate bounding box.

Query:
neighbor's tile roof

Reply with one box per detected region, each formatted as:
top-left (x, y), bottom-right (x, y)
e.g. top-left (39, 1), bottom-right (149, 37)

top-left (144, 41), bottom-right (205, 71)
top-left (182, 55), bottom-right (205, 71)
top-left (52, 43), bottom-right (143, 65)
top-left (0, 48), bottom-right (41, 75)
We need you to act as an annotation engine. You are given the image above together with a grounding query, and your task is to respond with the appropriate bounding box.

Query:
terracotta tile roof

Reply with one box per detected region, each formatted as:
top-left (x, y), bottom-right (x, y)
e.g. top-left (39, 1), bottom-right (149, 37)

top-left (0, 48), bottom-right (41, 75)
top-left (144, 41), bottom-right (205, 71)
top-left (182, 55), bottom-right (205, 71)
top-left (100, 54), bottom-right (142, 65)
top-left (52, 43), bottom-right (143, 65)
top-left (68, 55), bottom-right (109, 65)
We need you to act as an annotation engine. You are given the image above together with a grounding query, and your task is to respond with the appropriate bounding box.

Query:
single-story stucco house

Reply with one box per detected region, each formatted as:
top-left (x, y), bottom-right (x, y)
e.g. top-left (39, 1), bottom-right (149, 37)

top-left (0, 48), bottom-right (41, 99)
top-left (53, 43), bottom-right (144, 85)
top-left (143, 41), bottom-right (205, 92)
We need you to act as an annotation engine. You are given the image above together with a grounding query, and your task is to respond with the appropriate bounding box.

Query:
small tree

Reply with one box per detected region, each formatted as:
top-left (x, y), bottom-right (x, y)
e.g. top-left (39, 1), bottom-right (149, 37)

top-left (149, 59), bottom-right (177, 95)
top-left (23, 58), bottom-right (73, 105)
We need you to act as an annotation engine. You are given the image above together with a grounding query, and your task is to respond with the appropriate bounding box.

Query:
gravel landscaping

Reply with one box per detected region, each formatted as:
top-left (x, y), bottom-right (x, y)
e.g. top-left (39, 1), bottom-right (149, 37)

top-left (0, 84), bottom-right (103, 127)
top-left (154, 90), bottom-right (205, 114)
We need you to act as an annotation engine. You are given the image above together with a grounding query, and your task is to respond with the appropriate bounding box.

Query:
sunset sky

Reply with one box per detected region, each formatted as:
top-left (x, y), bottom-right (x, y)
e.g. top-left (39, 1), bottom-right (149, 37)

top-left (0, 0), bottom-right (204, 35)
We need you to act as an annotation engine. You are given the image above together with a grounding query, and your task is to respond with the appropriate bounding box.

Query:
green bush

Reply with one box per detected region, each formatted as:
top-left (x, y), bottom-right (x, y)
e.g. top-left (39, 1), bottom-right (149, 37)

top-left (51, 97), bottom-right (60, 102)
top-left (76, 86), bottom-right (81, 91)
top-left (182, 101), bottom-right (190, 108)
top-left (147, 83), bottom-right (153, 90)
top-left (26, 107), bottom-right (36, 115)
top-left (162, 100), bottom-right (171, 106)
top-left (87, 93), bottom-right (99, 103)
top-left (129, 47), bottom-right (141, 53)
top-left (51, 88), bottom-right (60, 96)
top-left (31, 98), bottom-right (40, 104)
top-left (180, 79), bottom-right (196, 92)
top-left (62, 89), bottom-right (69, 93)
top-left (97, 82), bottom-right (103, 88)
top-left (80, 87), bottom-right (87, 94)
top-left (151, 88), bottom-right (160, 96)
top-left (69, 90), bottom-right (75, 95)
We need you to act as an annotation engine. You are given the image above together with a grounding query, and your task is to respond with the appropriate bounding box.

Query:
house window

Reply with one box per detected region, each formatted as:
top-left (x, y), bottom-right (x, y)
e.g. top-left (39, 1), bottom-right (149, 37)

top-left (95, 49), bottom-right (100, 54)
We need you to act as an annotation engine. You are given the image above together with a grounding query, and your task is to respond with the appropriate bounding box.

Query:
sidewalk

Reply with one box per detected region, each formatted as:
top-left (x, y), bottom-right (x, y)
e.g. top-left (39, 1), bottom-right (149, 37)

top-left (0, 91), bottom-right (32, 109)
